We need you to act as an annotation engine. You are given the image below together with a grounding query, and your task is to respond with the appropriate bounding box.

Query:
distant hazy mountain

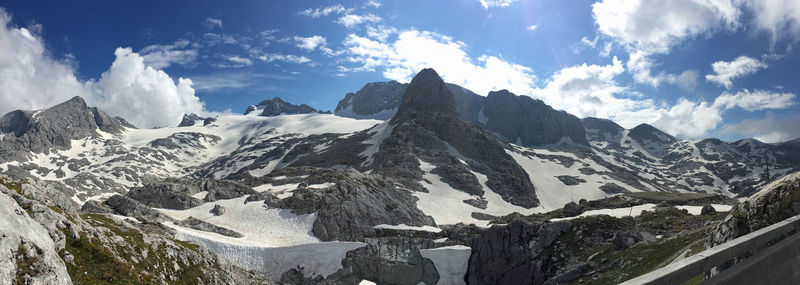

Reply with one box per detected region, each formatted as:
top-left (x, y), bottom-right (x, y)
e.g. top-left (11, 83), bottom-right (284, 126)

top-left (244, 97), bottom-right (329, 116)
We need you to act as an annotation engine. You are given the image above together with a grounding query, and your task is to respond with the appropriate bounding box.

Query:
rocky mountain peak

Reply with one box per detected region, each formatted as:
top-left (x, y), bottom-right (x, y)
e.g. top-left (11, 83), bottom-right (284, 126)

top-left (394, 68), bottom-right (459, 119)
top-left (244, 96), bottom-right (324, 117)
top-left (629, 123), bottom-right (677, 144)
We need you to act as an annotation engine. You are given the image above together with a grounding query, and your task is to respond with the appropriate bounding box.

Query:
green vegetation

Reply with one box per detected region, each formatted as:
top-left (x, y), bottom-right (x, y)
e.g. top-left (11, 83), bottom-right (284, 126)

top-left (61, 214), bottom-right (217, 285)
top-left (0, 177), bottom-right (23, 194)
top-left (15, 244), bottom-right (43, 284)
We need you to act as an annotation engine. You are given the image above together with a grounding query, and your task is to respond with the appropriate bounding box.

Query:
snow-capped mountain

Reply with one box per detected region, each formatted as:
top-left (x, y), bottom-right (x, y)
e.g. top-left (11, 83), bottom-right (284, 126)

top-left (1, 68), bottom-right (799, 284)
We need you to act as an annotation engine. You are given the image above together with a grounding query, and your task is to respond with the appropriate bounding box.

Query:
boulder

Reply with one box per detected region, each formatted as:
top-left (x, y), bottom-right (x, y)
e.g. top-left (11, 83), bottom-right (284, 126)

top-left (210, 204), bottom-right (225, 216)
top-left (701, 204), bottom-right (717, 215)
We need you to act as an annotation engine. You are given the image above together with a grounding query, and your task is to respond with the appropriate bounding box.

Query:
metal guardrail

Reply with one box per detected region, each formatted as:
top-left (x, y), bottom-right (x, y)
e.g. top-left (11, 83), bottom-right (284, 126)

top-left (621, 215), bottom-right (800, 285)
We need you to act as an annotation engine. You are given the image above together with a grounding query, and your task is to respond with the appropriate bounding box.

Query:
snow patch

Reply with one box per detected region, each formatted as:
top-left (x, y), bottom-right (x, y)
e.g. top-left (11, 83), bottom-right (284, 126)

top-left (420, 245), bottom-right (471, 285)
top-left (373, 224), bottom-right (442, 233)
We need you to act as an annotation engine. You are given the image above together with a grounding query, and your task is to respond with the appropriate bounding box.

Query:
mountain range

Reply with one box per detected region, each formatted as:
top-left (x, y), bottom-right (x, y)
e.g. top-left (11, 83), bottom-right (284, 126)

top-left (1, 68), bottom-right (798, 284)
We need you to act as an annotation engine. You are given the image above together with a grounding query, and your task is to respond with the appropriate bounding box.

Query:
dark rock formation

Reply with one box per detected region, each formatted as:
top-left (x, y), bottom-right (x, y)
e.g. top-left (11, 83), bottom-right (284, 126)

top-left (211, 204), bottom-right (226, 216)
top-left (557, 175), bottom-right (586, 186)
top-left (175, 217), bottom-right (242, 238)
top-left (0, 96), bottom-right (126, 162)
top-left (466, 220), bottom-right (571, 284)
top-left (268, 169), bottom-right (435, 241)
top-left (600, 183), bottom-right (629, 194)
top-left (125, 183), bottom-right (204, 210)
top-left (178, 113), bottom-right (204, 127)
top-left (335, 80), bottom-right (407, 119)
top-left (563, 202), bottom-right (582, 217)
top-left (582, 117), bottom-right (624, 142)
top-left (480, 90), bottom-right (589, 147)
top-left (612, 230), bottom-right (641, 250)
top-left (323, 237), bottom-right (440, 285)
top-left (245, 97), bottom-right (322, 116)
top-left (104, 194), bottom-right (174, 223)
top-left (701, 204), bottom-right (717, 215)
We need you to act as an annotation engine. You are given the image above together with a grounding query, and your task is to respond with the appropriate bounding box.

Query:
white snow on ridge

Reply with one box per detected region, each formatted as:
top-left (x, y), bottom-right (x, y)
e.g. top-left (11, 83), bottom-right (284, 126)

top-left (360, 122), bottom-right (394, 165)
top-left (675, 204), bottom-right (733, 215)
top-left (373, 224), bottom-right (442, 233)
top-left (550, 203), bottom-right (657, 222)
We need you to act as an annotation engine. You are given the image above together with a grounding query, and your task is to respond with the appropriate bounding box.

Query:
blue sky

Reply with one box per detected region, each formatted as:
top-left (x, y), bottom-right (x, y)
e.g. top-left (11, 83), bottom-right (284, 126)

top-left (0, 0), bottom-right (799, 142)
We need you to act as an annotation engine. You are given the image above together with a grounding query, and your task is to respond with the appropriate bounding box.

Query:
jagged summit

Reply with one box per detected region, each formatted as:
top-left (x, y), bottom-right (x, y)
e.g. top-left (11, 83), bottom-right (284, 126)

top-left (394, 68), bottom-right (459, 120)
top-left (0, 96), bottom-right (128, 161)
top-left (244, 96), bottom-right (326, 117)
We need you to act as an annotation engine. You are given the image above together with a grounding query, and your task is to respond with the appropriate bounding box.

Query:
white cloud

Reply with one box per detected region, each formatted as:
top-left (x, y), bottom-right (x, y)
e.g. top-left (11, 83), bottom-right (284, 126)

top-left (365, 0), bottom-right (381, 8)
top-left (705, 55), bottom-right (767, 88)
top-left (478, 0), bottom-right (518, 9)
top-left (139, 40), bottom-right (198, 69)
top-left (336, 13), bottom-right (382, 28)
top-left (526, 25), bottom-right (538, 32)
top-left (299, 4), bottom-right (350, 18)
top-left (191, 72), bottom-right (291, 92)
top-left (712, 89), bottom-right (796, 111)
top-left (341, 29), bottom-right (537, 96)
top-left (223, 55), bottom-right (253, 67)
top-left (741, 0), bottom-right (800, 44)
top-left (86, 48), bottom-right (204, 128)
top-left (0, 9), bottom-right (207, 128)
top-left (205, 17), bottom-right (223, 29)
top-left (720, 112), bottom-right (800, 143)
top-left (258, 53), bottom-right (311, 64)
top-left (366, 25), bottom-right (397, 42)
top-left (294, 35), bottom-right (327, 51)
top-left (592, 0), bottom-right (741, 86)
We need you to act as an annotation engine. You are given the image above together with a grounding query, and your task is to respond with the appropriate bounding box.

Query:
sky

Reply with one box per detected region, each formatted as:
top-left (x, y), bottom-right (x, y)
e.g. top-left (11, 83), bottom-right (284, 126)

top-left (0, 0), bottom-right (799, 143)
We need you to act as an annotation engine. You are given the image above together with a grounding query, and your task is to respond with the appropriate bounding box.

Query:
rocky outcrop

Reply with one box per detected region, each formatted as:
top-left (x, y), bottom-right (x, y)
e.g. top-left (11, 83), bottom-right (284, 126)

top-left (707, 172), bottom-right (800, 249)
top-left (582, 117), bottom-right (623, 143)
top-left (479, 90), bottom-right (589, 147)
top-left (335, 81), bottom-right (407, 120)
top-left (377, 68), bottom-right (539, 208)
top-left (211, 204), bottom-right (225, 216)
top-left (465, 220), bottom-right (571, 284)
top-left (175, 217), bottom-right (243, 238)
top-left (0, 185), bottom-right (72, 285)
top-left (701, 204), bottom-right (717, 215)
top-left (178, 113), bottom-right (206, 127)
top-left (105, 194), bottom-right (174, 223)
top-left (0, 96), bottom-right (126, 162)
top-left (267, 169), bottom-right (435, 241)
top-left (245, 97), bottom-right (324, 116)
top-left (125, 183), bottom-right (204, 210)
top-left (323, 237), bottom-right (440, 285)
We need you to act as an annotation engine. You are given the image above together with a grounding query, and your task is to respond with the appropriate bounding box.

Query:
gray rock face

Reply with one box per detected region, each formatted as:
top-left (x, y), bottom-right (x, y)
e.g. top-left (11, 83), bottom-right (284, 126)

top-left (563, 202), bottom-right (582, 217)
top-left (104, 194), bottom-right (174, 223)
top-left (557, 175), bottom-right (586, 186)
top-left (324, 237), bottom-right (440, 285)
top-left (628, 124), bottom-right (676, 157)
top-left (335, 81), bottom-right (407, 119)
top-left (334, 79), bottom-right (589, 148)
top-left (178, 113), bottom-right (205, 127)
top-left (612, 230), bottom-right (641, 250)
top-left (480, 90), bottom-right (589, 147)
top-left (269, 169), bottom-right (435, 241)
top-left (582, 117), bottom-right (623, 142)
top-left (175, 216), bottom-right (243, 238)
top-left (211, 204), bottom-right (226, 216)
top-left (378, 68), bottom-right (539, 208)
top-left (245, 97), bottom-right (323, 116)
top-left (466, 221), bottom-right (571, 285)
top-left (0, 187), bottom-right (72, 285)
top-left (0, 96), bottom-right (127, 162)
top-left (701, 204), bottom-right (717, 215)
top-left (125, 183), bottom-right (204, 210)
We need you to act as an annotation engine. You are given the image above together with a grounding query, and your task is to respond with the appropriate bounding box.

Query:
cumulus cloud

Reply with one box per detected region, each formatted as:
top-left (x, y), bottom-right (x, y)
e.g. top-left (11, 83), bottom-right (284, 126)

top-left (712, 89), bottom-right (796, 111)
top-left (741, 0), bottom-right (800, 45)
top-left (336, 13), bottom-right (382, 28)
top-left (86, 48), bottom-right (204, 128)
top-left (0, 9), bottom-right (208, 128)
top-left (705, 56), bottom-right (767, 89)
top-left (366, 25), bottom-right (397, 42)
top-left (478, 0), bottom-right (518, 9)
top-left (720, 112), bottom-right (800, 143)
top-left (592, 0), bottom-right (741, 87)
top-left (139, 40), bottom-right (198, 69)
top-left (341, 29), bottom-right (536, 96)
top-left (294, 35), bottom-right (327, 51)
top-left (205, 17), bottom-right (223, 29)
top-left (526, 25), bottom-right (538, 32)
top-left (299, 4), bottom-right (350, 18)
